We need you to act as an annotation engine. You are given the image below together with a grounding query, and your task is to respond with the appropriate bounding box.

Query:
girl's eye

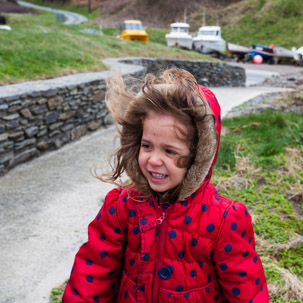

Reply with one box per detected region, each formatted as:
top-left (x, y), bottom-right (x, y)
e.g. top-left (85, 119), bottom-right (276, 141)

top-left (166, 149), bottom-right (177, 155)
top-left (141, 143), bottom-right (151, 150)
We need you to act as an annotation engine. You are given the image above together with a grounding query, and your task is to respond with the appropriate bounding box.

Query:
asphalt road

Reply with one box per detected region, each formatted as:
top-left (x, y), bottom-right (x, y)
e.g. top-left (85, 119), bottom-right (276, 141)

top-left (0, 63), bottom-right (299, 303)
top-left (17, 0), bottom-right (88, 25)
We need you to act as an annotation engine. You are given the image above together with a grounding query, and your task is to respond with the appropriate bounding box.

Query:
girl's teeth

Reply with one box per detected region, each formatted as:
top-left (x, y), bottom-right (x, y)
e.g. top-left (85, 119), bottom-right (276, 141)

top-left (151, 173), bottom-right (166, 178)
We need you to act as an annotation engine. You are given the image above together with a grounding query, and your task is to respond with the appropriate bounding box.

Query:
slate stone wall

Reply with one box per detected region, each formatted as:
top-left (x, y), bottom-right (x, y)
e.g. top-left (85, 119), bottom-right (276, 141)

top-left (0, 58), bottom-right (245, 174)
top-left (121, 58), bottom-right (246, 87)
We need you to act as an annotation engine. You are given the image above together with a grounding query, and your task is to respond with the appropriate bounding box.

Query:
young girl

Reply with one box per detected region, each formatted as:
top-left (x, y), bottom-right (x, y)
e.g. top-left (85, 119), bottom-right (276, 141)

top-left (63, 68), bottom-right (269, 303)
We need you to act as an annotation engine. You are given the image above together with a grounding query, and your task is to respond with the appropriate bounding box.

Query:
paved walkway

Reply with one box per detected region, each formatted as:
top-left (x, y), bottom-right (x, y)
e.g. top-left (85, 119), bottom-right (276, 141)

top-left (0, 61), bottom-right (298, 303)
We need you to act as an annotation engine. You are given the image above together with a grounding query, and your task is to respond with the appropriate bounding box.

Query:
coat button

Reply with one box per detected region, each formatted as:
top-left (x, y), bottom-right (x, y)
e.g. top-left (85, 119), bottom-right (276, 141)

top-left (158, 266), bottom-right (172, 280)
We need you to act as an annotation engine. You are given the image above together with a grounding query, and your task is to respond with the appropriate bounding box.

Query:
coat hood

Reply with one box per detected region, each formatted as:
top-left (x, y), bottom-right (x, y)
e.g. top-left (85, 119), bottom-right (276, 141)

top-left (178, 85), bottom-right (221, 200)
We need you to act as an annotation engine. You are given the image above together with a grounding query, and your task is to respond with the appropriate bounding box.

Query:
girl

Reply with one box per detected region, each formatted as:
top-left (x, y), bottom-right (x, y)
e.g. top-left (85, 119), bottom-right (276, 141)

top-left (63, 68), bottom-right (269, 303)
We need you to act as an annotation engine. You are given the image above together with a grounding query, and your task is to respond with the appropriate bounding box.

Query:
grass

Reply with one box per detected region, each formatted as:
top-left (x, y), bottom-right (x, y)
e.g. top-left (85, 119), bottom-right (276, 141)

top-left (0, 10), bottom-right (213, 85)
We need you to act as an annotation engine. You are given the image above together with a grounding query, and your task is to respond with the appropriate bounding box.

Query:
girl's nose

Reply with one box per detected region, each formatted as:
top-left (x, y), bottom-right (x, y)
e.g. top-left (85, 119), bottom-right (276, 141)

top-left (148, 152), bottom-right (163, 166)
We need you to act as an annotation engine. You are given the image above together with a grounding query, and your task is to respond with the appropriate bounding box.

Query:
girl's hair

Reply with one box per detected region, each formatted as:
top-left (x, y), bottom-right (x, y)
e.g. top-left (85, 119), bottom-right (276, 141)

top-left (96, 68), bottom-right (215, 202)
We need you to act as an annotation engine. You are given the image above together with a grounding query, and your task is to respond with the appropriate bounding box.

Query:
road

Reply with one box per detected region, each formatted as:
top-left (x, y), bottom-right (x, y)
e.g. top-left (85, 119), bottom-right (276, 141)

top-left (0, 62), bottom-right (298, 303)
top-left (17, 0), bottom-right (88, 25)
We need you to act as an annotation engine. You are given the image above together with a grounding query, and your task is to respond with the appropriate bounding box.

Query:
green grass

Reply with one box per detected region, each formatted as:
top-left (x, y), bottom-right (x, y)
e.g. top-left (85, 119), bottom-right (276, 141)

top-left (220, 0), bottom-right (303, 48)
top-left (0, 11), bottom-right (212, 84)
top-left (212, 105), bottom-right (303, 302)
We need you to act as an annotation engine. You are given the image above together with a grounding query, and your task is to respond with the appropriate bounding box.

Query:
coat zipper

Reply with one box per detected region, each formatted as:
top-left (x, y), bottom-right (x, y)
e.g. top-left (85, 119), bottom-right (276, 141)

top-left (152, 209), bottom-right (169, 303)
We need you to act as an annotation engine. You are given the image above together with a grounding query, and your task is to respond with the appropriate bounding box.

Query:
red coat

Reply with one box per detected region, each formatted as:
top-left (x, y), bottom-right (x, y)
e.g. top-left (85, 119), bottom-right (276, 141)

top-left (63, 86), bottom-right (269, 303)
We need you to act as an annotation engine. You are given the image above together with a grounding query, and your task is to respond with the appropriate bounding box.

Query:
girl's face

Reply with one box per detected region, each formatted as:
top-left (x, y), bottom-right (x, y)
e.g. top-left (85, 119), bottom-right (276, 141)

top-left (138, 112), bottom-right (190, 193)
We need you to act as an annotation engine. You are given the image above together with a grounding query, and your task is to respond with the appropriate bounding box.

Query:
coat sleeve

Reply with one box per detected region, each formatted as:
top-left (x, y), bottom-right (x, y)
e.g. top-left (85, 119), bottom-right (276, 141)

top-left (62, 188), bottom-right (128, 303)
top-left (213, 201), bottom-right (269, 303)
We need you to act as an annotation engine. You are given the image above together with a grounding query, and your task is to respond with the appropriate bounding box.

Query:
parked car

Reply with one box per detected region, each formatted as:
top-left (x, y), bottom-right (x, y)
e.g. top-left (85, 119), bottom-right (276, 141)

top-left (118, 20), bottom-right (149, 42)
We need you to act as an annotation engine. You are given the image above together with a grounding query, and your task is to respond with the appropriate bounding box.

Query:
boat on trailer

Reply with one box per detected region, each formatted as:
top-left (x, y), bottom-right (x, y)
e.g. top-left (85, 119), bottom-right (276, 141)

top-left (192, 26), bottom-right (226, 54)
top-left (165, 22), bottom-right (193, 50)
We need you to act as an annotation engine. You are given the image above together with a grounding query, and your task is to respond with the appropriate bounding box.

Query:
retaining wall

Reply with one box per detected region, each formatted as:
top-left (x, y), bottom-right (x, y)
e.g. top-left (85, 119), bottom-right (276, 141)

top-left (0, 58), bottom-right (245, 174)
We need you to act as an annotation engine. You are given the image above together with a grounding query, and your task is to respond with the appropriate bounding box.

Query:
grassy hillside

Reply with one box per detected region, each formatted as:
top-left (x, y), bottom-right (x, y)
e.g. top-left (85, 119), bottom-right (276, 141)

top-left (189, 0), bottom-right (303, 49)
top-left (0, 9), bottom-right (211, 85)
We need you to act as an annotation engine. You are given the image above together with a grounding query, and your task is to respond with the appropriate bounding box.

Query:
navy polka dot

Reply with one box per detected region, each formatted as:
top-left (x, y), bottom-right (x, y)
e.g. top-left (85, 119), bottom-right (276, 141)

top-left (206, 224), bottom-right (215, 232)
top-left (109, 282), bottom-right (115, 289)
top-left (190, 269), bottom-right (196, 277)
top-left (96, 213), bottom-right (101, 220)
top-left (108, 206), bottom-right (116, 215)
top-left (191, 238), bottom-right (198, 246)
top-left (150, 201), bottom-right (154, 207)
top-left (113, 227), bottom-right (121, 234)
top-left (86, 276), bottom-right (94, 283)
top-left (255, 277), bottom-right (260, 285)
top-left (176, 285), bottom-right (184, 292)
top-left (214, 196), bottom-right (221, 201)
top-left (184, 216), bottom-right (192, 224)
top-left (122, 195), bottom-right (127, 202)
top-left (100, 250), bottom-right (108, 258)
top-left (245, 209), bottom-right (249, 217)
top-left (138, 285), bottom-right (145, 292)
top-left (198, 261), bottom-right (204, 267)
top-left (248, 237), bottom-right (252, 244)
top-left (141, 253), bottom-right (150, 261)
top-left (130, 258), bottom-right (135, 266)
top-left (184, 293), bottom-right (190, 298)
top-left (231, 222), bottom-right (237, 230)
top-left (219, 263), bottom-right (228, 271)
top-left (167, 292), bottom-right (172, 297)
top-left (168, 230), bottom-right (177, 239)
top-left (249, 300), bottom-right (254, 303)
top-left (181, 200), bottom-right (188, 206)
top-left (123, 227), bottom-right (128, 234)
top-left (124, 290), bottom-right (128, 298)
top-left (201, 204), bottom-right (208, 212)
top-left (238, 271), bottom-right (247, 277)
top-left (242, 250), bottom-right (249, 257)
top-left (253, 256), bottom-right (258, 263)
top-left (205, 287), bottom-right (210, 292)
top-left (93, 296), bottom-right (99, 302)
top-left (73, 288), bottom-right (78, 296)
top-left (232, 288), bottom-right (240, 296)
top-left (215, 293), bottom-right (220, 301)
top-left (223, 210), bottom-right (228, 217)
top-left (218, 115), bottom-right (221, 124)
top-left (133, 226), bottom-right (140, 235)
top-left (178, 250), bottom-right (185, 258)
top-left (107, 269), bottom-right (115, 276)
top-left (241, 230), bottom-right (246, 238)
top-left (162, 202), bottom-right (170, 209)
top-left (128, 209), bottom-right (135, 217)
top-left (86, 259), bottom-right (93, 265)
top-left (140, 218), bottom-right (148, 225)
top-left (207, 274), bottom-right (212, 282)
top-left (224, 244), bottom-right (232, 252)
top-left (260, 286), bottom-right (263, 292)
top-left (232, 205), bottom-right (236, 209)
top-left (100, 233), bottom-right (106, 241)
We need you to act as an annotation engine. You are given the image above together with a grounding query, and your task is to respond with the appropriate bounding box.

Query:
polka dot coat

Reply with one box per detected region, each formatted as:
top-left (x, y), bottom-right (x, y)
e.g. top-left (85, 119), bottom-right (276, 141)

top-left (63, 86), bottom-right (269, 303)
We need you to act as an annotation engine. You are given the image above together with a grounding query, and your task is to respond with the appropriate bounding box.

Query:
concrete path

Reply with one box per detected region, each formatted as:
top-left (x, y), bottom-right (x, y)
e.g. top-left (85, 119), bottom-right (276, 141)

top-left (18, 0), bottom-right (88, 25)
top-left (0, 62), bottom-right (297, 303)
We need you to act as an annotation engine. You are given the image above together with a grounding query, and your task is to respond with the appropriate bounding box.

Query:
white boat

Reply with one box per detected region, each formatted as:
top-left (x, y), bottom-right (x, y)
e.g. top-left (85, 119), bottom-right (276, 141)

top-left (193, 26), bottom-right (226, 54)
top-left (165, 22), bottom-right (193, 50)
top-left (292, 46), bottom-right (303, 63)
top-left (273, 46), bottom-right (295, 59)
top-left (228, 42), bottom-right (250, 56)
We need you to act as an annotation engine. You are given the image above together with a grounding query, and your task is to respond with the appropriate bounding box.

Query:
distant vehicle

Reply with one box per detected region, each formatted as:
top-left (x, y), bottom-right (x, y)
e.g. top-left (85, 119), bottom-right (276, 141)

top-left (228, 42), bottom-right (250, 58)
top-left (119, 20), bottom-right (149, 42)
top-left (165, 22), bottom-right (193, 50)
top-left (250, 44), bottom-right (274, 60)
top-left (192, 26), bottom-right (226, 54)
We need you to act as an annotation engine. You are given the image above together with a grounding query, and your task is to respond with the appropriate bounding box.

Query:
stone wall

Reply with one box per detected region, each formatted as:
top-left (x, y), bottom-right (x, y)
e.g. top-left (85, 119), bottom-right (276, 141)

top-left (0, 58), bottom-right (245, 174)
top-left (121, 58), bottom-right (246, 87)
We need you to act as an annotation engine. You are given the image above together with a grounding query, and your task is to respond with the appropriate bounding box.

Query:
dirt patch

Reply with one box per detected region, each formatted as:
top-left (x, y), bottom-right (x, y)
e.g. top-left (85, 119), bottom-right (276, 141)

top-left (0, 2), bottom-right (39, 14)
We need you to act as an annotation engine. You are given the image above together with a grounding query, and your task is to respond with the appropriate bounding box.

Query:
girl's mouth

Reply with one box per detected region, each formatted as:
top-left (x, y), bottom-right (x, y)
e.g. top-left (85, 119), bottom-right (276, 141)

top-left (150, 172), bottom-right (167, 179)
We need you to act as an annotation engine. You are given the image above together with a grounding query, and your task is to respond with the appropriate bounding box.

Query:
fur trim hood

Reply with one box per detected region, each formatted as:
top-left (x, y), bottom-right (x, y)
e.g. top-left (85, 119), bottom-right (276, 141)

top-left (178, 85), bottom-right (221, 200)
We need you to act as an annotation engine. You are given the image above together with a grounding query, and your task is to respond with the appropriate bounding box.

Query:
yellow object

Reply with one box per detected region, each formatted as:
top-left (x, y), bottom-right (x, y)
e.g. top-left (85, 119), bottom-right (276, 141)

top-left (119, 20), bottom-right (149, 43)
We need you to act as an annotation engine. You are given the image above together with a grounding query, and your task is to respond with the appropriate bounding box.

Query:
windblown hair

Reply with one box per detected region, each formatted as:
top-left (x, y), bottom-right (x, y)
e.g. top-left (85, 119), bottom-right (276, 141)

top-left (97, 68), bottom-right (217, 202)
